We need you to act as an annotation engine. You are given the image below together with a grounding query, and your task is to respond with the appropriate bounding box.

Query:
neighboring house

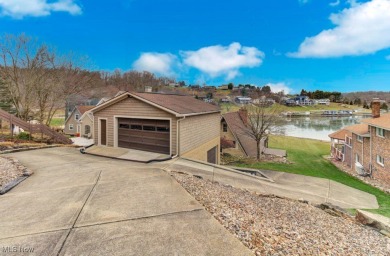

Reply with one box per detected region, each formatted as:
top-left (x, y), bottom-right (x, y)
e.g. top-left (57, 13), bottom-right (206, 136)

top-left (221, 108), bottom-right (286, 158)
top-left (79, 110), bottom-right (94, 139)
top-left (91, 92), bottom-right (221, 164)
top-left (64, 105), bottom-right (95, 136)
top-left (329, 99), bottom-right (390, 183)
top-left (235, 96), bottom-right (252, 104)
top-left (252, 97), bottom-right (275, 106)
top-left (314, 99), bottom-right (330, 105)
top-left (294, 96), bottom-right (312, 106)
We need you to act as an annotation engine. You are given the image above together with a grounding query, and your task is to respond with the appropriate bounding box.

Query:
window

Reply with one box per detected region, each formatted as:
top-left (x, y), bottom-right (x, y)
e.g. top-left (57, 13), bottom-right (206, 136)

top-left (143, 125), bottom-right (155, 131)
top-left (223, 123), bottom-right (228, 132)
top-left (356, 135), bottom-right (363, 142)
top-left (119, 124), bottom-right (130, 129)
top-left (377, 155), bottom-right (385, 167)
top-left (355, 154), bottom-right (360, 163)
top-left (156, 127), bottom-right (170, 132)
top-left (376, 128), bottom-right (385, 138)
top-left (75, 114), bottom-right (79, 120)
top-left (69, 124), bottom-right (74, 130)
top-left (85, 125), bottom-right (91, 134)
top-left (130, 125), bottom-right (142, 130)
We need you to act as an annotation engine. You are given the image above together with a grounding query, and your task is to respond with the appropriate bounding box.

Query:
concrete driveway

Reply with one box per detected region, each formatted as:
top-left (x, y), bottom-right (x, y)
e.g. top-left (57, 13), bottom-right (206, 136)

top-left (0, 148), bottom-right (251, 256)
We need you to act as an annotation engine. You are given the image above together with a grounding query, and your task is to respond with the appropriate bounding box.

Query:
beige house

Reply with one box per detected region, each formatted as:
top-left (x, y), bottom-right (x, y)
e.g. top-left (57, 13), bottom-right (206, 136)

top-left (64, 105), bottom-right (95, 136)
top-left (91, 92), bottom-right (221, 164)
top-left (221, 108), bottom-right (286, 158)
top-left (79, 110), bottom-right (94, 138)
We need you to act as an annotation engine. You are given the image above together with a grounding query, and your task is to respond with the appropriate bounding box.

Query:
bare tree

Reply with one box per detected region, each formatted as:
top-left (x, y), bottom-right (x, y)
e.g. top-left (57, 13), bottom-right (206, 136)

top-left (0, 34), bottom-right (98, 125)
top-left (242, 105), bottom-right (280, 160)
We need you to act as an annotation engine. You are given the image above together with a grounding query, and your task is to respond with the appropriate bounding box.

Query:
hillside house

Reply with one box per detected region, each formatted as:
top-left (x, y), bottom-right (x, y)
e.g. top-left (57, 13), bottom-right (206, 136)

top-left (221, 108), bottom-right (286, 158)
top-left (235, 96), bottom-right (252, 104)
top-left (329, 99), bottom-right (390, 183)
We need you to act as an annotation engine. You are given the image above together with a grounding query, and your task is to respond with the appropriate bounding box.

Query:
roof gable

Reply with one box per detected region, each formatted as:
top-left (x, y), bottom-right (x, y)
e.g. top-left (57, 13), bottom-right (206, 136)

top-left (92, 92), bottom-right (220, 117)
top-left (362, 113), bottom-right (390, 130)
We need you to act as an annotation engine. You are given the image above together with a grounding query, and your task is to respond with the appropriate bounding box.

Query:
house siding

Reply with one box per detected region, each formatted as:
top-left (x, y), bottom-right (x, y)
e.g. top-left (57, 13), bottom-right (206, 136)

top-left (352, 134), bottom-right (370, 172)
top-left (179, 113), bottom-right (220, 163)
top-left (93, 96), bottom-right (177, 154)
top-left (64, 109), bottom-right (81, 135)
top-left (370, 126), bottom-right (390, 183)
top-left (80, 114), bottom-right (93, 138)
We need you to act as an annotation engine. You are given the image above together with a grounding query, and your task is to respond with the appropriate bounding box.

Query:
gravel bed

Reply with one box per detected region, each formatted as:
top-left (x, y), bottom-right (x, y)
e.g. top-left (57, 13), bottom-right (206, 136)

top-left (172, 172), bottom-right (390, 256)
top-left (0, 157), bottom-right (31, 189)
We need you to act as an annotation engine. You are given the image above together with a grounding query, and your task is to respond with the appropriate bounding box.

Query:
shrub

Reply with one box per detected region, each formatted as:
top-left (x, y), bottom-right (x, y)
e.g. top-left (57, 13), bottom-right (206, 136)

top-left (16, 132), bottom-right (31, 140)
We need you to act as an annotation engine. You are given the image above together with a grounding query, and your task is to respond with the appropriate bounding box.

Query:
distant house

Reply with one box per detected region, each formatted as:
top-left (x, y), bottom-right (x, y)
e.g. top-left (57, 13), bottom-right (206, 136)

top-left (220, 98), bottom-right (230, 103)
top-left (221, 108), bottom-right (286, 158)
top-left (329, 99), bottom-right (390, 182)
top-left (218, 85), bottom-right (229, 90)
top-left (294, 96), bottom-right (312, 106)
top-left (79, 110), bottom-right (94, 139)
top-left (252, 97), bottom-right (275, 106)
top-left (314, 99), bottom-right (330, 105)
top-left (64, 105), bottom-right (95, 136)
top-left (235, 96), bottom-right (252, 104)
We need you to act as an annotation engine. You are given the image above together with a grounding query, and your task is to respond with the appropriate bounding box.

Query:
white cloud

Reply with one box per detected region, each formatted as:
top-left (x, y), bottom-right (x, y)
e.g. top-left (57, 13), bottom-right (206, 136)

top-left (329, 0), bottom-right (340, 7)
top-left (181, 42), bottom-right (264, 80)
top-left (265, 82), bottom-right (292, 94)
top-left (132, 52), bottom-right (177, 76)
top-left (0, 0), bottom-right (81, 19)
top-left (289, 0), bottom-right (390, 58)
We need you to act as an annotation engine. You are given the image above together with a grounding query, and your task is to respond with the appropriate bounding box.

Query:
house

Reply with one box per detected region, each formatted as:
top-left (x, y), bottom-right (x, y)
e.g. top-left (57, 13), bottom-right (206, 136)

top-left (91, 92), bottom-right (221, 164)
top-left (79, 110), bottom-right (94, 138)
top-left (314, 99), bottom-right (330, 105)
top-left (293, 96), bottom-right (312, 106)
top-left (64, 105), bottom-right (95, 136)
top-left (329, 99), bottom-right (390, 182)
top-left (221, 108), bottom-right (286, 158)
top-left (252, 97), bottom-right (275, 106)
top-left (235, 96), bottom-right (252, 104)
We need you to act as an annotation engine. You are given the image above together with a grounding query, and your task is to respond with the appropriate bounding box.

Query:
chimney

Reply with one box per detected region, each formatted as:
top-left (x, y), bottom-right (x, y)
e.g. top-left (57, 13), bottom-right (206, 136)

top-left (239, 107), bottom-right (248, 125)
top-left (144, 86), bottom-right (152, 93)
top-left (371, 98), bottom-right (381, 118)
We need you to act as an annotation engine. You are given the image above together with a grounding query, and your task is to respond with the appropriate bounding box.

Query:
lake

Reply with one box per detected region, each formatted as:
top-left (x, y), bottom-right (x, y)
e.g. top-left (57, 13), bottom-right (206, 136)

top-left (273, 115), bottom-right (369, 141)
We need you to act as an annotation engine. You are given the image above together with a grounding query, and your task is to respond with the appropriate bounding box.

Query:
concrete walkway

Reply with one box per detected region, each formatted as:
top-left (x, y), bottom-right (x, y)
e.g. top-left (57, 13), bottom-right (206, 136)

top-left (0, 148), bottom-right (251, 255)
top-left (85, 145), bottom-right (171, 163)
top-left (167, 158), bottom-right (379, 210)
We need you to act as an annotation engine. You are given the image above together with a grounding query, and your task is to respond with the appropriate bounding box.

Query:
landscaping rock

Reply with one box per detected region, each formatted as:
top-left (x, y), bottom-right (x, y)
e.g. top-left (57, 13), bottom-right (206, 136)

top-left (173, 172), bottom-right (390, 256)
top-left (0, 156), bottom-right (32, 194)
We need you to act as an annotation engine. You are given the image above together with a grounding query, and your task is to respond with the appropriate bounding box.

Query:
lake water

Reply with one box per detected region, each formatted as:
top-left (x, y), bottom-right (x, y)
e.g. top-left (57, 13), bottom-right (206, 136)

top-left (273, 115), bottom-right (369, 141)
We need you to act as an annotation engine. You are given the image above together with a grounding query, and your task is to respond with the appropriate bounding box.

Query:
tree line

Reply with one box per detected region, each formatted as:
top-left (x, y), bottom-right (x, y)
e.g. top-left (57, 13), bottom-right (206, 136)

top-left (300, 89), bottom-right (342, 102)
top-left (0, 34), bottom-right (174, 126)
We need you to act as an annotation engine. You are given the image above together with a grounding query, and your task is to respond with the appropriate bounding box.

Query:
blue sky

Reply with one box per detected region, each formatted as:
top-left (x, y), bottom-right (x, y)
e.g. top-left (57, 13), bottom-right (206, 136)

top-left (1, 0), bottom-right (390, 94)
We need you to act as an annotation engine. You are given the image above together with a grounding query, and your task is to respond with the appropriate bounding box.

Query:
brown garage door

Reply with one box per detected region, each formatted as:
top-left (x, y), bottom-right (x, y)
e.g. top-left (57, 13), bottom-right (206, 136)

top-left (117, 118), bottom-right (170, 154)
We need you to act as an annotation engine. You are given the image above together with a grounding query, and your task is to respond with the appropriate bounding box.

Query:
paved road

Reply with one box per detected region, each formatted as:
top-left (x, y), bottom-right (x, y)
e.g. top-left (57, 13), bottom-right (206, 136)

top-left (0, 148), bottom-right (251, 256)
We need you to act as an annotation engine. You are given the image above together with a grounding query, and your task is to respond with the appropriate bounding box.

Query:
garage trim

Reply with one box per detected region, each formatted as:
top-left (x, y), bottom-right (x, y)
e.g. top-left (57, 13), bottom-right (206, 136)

top-left (113, 115), bottom-right (172, 155)
top-left (98, 117), bottom-right (108, 146)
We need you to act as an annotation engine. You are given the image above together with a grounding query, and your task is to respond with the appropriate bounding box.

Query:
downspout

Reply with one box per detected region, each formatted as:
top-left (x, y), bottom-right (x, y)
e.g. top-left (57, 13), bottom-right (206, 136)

top-left (171, 116), bottom-right (186, 159)
top-left (369, 126), bottom-right (373, 177)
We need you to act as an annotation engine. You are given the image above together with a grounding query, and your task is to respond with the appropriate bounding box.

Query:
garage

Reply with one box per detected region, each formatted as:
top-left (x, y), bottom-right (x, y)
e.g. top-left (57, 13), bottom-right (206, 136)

top-left (117, 118), bottom-right (170, 154)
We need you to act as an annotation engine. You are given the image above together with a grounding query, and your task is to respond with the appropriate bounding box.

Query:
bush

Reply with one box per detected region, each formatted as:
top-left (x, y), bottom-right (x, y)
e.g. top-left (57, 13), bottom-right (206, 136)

top-left (16, 132), bottom-right (31, 140)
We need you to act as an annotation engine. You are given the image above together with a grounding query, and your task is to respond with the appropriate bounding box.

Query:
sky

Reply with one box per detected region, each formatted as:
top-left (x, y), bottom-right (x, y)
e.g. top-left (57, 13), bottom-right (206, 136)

top-left (1, 0), bottom-right (390, 94)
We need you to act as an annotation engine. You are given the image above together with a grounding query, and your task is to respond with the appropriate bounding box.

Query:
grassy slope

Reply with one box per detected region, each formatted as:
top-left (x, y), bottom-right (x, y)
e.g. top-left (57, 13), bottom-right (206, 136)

top-left (237, 135), bottom-right (390, 217)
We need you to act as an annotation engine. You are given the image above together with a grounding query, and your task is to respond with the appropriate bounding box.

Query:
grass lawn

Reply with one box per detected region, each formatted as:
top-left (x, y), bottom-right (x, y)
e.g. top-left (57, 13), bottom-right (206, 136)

top-left (236, 135), bottom-right (390, 217)
top-left (50, 117), bottom-right (65, 127)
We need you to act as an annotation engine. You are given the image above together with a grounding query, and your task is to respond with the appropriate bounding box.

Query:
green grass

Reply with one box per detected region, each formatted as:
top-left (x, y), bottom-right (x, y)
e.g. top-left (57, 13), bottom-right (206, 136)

top-left (50, 118), bottom-right (65, 127)
top-left (236, 135), bottom-right (390, 217)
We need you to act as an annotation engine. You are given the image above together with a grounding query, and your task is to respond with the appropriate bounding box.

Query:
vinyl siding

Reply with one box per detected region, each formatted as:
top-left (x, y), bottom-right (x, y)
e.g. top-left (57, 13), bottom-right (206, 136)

top-left (93, 96), bottom-right (177, 154)
top-left (64, 109), bottom-right (81, 135)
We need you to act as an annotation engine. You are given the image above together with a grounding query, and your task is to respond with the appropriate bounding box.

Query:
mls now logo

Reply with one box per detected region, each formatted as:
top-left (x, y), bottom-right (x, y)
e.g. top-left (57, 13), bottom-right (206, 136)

top-left (2, 246), bottom-right (34, 253)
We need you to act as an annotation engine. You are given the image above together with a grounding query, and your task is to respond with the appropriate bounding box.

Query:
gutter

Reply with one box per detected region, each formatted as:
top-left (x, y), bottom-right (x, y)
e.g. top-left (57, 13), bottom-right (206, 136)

top-left (171, 116), bottom-right (186, 159)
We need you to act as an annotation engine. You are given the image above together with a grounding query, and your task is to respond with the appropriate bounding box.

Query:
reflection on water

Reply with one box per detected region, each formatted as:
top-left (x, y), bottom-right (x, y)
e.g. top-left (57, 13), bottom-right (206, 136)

top-left (274, 115), bottom-right (368, 141)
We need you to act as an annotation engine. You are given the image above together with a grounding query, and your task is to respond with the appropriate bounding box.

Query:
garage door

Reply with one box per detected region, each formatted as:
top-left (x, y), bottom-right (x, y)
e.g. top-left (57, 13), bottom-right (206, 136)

top-left (117, 118), bottom-right (170, 154)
